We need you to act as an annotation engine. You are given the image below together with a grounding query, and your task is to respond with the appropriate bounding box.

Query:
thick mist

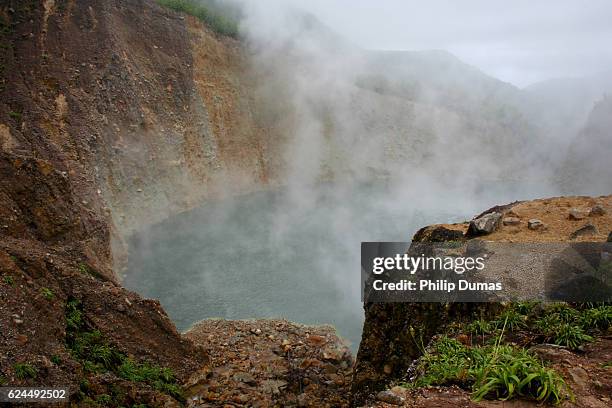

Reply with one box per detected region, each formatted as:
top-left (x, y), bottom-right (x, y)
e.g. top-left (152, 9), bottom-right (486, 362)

top-left (125, 1), bottom-right (611, 347)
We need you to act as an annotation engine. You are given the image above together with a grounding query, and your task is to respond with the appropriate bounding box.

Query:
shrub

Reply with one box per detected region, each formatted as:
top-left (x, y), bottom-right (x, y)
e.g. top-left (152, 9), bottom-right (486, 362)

top-left (467, 319), bottom-right (492, 335)
top-left (533, 303), bottom-right (604, 349)
top-left (95, 394), bottom-right (112, 404)
top-left (14, 363), bottom-right (37, 380)
top-left (407, 336), bottom-right (568, 404)
top-left (471, 346), bottom-right (566, 403)
top-left (552, 324), bottom-right (593, 349)
top-left (156, 0), bottom-right (239, 38)
top-left (41, 287), bottom-right (54, 300)
top-left (494, 308), bottom-right (527, 332)
top-left (580, 305), bottom-right (612, 330)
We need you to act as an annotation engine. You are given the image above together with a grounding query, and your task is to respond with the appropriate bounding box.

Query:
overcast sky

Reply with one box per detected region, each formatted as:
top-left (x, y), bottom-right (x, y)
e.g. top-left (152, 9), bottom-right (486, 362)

top-left (278, 0), bottom-right (612, 87)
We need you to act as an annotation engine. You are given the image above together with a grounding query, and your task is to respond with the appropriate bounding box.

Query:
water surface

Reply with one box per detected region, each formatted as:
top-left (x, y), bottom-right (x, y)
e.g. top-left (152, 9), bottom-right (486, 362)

top-left (124, 181), bottom-right (554, 350)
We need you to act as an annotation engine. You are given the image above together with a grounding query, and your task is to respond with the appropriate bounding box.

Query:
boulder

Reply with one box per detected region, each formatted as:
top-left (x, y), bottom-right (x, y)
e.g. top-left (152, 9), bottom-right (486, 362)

top-left (590, 205), bottom-right (606, 216)
top-left (528, 219), bottom-right (545, 230)
top-left (569, 208), bottom-right (587, 220)
top-left (466, 212), bottom-right (502, 236)
top-left (570, 223), bottom-right (598, 239)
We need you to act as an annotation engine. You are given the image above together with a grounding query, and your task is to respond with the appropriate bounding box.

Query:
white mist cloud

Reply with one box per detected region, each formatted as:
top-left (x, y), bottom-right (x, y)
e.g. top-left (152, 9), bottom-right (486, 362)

top-left (267, 0), bottom-right (612, 87)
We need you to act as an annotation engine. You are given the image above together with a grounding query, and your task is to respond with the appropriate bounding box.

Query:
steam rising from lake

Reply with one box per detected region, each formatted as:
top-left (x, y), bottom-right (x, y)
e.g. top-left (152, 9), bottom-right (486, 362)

top-left (125, 1), bottom-right (609, 349)
top-left (124, 182), bottom-right (557, 349)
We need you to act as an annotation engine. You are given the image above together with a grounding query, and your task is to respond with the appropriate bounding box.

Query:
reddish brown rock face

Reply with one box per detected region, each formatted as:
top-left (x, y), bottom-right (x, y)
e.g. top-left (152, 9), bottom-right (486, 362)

top-left (0, 1), bottom-right (215, 403)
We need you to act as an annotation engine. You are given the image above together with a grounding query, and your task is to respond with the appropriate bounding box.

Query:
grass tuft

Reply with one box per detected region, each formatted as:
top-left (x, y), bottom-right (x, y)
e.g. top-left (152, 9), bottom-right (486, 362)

top-left (14, 363), bottom-right (37, 380)
top-left (41, 287), bottom-right (54, 300)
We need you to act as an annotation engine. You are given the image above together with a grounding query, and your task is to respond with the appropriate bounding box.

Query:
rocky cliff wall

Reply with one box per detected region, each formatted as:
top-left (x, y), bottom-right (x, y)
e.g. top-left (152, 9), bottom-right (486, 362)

top-left (0, 0), bottom-right (262, 403)
top-left (352, 195), bottom-right (612, 405)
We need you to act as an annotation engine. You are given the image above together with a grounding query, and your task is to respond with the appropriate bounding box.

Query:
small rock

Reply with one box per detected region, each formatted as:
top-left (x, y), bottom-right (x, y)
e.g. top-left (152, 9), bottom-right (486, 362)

top-left (299, 358), bottom-right (322, 369)
top-left (568, 208), bottom-right (587, 220)
top-left (250, 328), bottom-right (262, 335)
top-left (261, 379), bottom-right (287, 394)
top-left (528, 219), bottom-right (545, 230)
top-left (376, 390), bottom-right (404, 405)
top-left (297, 393), bottom-right (309, 407)
top-left (41, 356), bottom-right (52, 368)
top-left (390, 386), bottom-right (407, 396)
top-left (502, 217), bottom-right (520, 226)
top-left (233, 372), bottom-right (256, 385)
top-left (568, 367), bottom-right (589, 392)
top-left (383, 364), bottom-right (392, 374)
top-left (589, 205), bottom-right (606, 216)
top-left (329, 373), bottom-right (344, 385)
top-left (570, 223), bottom-right (598, 239)
top-left (232, 394), bottom-right (249, 404)
top-left (322, 349), bottom-right (342, 361)
top-left (307, 334), bottom-right (326, 345)
top-left (323, 363), bottom-right (337, 374)
top-left (529, 344), bottom-right (574, 364)
top-left (467, 212), bottom-right (502, 236)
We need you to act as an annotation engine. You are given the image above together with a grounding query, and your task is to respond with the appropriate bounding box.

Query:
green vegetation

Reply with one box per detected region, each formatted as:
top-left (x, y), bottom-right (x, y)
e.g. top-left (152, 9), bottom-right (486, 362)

top-left (8, 111), bottom-right (21, 120)
top-left (41, 287), bottom-right (54, 301)
top-left (50, 355), bottom-right (61, 365)
top-left (580, 304), bottom-right (612, 329)
top-left (407, 336), bottom-right (567, 404)
top-left (532, 303), bottom-right (611, 349)
top-left (407, 303), bottom-right (612, 403)
top-left (14, 363), bottom-right (37, 380)
top-left (493, 308), bottom-right (527, 332)
top-left (473, 302), bottom-right (610, 350)
top-left (3, 275), bottom-right (14, 285)
top-left (550, 323), bottom-right (593, 350)
top-left (95, 394), bottom-right (112, 404)
top-left (156, 0), bottom-right (239, 38)
top-left (467, 319), bottom-right (492, 335)
top-left (78, 262), bottom-right (90, 275)
top-left (77, 262), bottom-right (103, 279)
top-left (65, 300), bottom-right (183, 404)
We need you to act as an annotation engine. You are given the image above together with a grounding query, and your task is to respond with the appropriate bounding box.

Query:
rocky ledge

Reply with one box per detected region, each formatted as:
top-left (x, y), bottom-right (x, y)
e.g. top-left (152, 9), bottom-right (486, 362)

top-left (353, 195), bottom-right (612, 407)
top-left (183, 319), bottom-right (353, 407)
